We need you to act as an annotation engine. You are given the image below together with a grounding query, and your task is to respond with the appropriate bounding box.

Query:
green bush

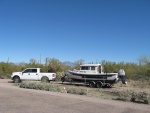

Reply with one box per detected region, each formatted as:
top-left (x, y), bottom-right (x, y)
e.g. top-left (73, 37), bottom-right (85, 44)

top-left (79, 88), bottom-right (88, 95)
top-left (66, 87), bottom-right (88, 95)
top-left (131, 91), bottom-right (149, 104)
top-left (17, 82), bottom-right (61, 92)
top-left (67, 87), bottom-right (77, 94)
top-left (117, 90), bottom-right (132, 101)
top-left (116, 90), bottom-right (150, 104)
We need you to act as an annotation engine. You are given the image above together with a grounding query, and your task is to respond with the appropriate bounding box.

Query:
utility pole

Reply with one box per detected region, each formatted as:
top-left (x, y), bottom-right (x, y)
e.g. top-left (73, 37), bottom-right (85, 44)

top-left (40, 54), bottom-right (41, 64)
top-left (7, 57), bottom-right (9, 63)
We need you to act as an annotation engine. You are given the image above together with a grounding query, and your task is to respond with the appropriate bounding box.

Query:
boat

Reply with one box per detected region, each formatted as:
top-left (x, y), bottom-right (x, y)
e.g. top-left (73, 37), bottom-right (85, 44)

top-left (61, 64), bottom-right (123, 88)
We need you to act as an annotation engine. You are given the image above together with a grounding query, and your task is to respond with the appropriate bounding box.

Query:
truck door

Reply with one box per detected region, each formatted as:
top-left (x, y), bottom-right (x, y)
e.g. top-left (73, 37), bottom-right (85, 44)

top-left (21, 69), bottom-right (32, 80)
top-left (30, 69), bottom-right (39, 80)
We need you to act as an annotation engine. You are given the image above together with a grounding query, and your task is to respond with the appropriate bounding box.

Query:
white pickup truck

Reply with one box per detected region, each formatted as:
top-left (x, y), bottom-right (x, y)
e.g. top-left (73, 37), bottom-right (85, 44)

top-left (11, 68), bottom-right (56, 83)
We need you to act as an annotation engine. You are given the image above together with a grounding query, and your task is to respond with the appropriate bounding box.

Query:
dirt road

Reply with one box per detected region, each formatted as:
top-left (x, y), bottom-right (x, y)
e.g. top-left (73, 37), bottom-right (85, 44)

top-left (0, 79), bottom-right (149, 113)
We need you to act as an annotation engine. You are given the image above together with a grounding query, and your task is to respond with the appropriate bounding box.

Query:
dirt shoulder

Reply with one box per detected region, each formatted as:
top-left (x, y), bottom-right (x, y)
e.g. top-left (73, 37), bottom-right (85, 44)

top-left (1, 79), bottom-right (150, 104)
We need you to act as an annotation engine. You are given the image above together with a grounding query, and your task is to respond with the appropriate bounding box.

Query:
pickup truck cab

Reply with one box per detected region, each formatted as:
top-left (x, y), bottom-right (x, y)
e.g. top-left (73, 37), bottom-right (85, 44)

top-left (11, 68), bottom-right (56, 83)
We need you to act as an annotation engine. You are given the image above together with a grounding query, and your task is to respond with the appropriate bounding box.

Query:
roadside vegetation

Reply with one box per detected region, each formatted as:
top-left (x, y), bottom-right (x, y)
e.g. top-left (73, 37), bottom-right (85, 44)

top-left (14, 81), bottom-right (150, 105)
top-left (0, 56), bottom-right (150, 80)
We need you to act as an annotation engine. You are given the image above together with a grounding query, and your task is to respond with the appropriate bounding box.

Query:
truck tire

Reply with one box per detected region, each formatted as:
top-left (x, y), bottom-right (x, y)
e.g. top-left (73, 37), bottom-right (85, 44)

top-left (89, 81), bottom-right (95, 88)
top-left (13, 76), bottom-right (21, 83)
top-left (41, 77), bottom-right (50, 83)
top-left (96, 82), bottom-right (103, 88)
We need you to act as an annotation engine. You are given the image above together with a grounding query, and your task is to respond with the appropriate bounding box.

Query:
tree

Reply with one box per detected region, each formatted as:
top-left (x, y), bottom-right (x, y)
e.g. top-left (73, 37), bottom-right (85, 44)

top-left (29, 58), bottom-right (36, 65)
top-left (46, 58), bottom-right (63, 72)
top-left (73, 59), bottom-right (84, 69)
top-left (137, 56), bottom-right (150, 78)
top-left (45, 57), bottom-right (50, 67)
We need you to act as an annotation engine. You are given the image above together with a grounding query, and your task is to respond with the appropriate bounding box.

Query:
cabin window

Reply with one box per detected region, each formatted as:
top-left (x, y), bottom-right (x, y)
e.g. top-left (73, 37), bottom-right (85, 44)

top-left (81, 66), bottom-right (90, 70)
top-left (91, 66), bottom-right (95, 70)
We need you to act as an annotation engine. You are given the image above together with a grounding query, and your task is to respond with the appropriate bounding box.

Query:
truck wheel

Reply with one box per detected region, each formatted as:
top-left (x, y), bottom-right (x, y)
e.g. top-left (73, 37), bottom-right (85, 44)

top-left (89, 81), bottom-right (95, 88)
top-left (41, 77), bottom-right (50, 83)
top-left (96, 82), bottom-right (103, 88)
top-left (13, 76), bottom-right (21, 83)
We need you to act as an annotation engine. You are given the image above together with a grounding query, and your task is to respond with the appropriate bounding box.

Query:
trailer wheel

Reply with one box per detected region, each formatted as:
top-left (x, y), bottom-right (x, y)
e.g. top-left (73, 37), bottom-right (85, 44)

top-left (96, 82), bottom-right (103, 88)
top-left (89, 81), bottom-right (95, 88)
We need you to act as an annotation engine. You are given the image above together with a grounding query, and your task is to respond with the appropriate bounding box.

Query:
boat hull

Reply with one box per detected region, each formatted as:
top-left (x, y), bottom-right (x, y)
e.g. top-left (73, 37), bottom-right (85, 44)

top-left (64, 70), bottom-right (119, 84)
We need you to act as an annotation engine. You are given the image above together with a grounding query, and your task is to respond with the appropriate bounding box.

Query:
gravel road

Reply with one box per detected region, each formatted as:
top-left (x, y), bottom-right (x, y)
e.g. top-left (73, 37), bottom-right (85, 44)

top-left (0, 79), bottom-right (149, 113)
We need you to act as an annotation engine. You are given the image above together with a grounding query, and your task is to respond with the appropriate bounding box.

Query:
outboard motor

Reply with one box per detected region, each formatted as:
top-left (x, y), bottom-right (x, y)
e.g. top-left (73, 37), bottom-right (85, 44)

top-left (118, 69), bottom-right (127, 84)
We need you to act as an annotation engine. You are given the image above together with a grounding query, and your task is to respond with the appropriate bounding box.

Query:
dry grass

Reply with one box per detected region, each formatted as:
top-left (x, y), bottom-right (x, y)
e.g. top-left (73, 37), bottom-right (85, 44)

top-left (127, 80), bottom-right (150, 88)
top-left (14, 80), bottom-right (150, 105)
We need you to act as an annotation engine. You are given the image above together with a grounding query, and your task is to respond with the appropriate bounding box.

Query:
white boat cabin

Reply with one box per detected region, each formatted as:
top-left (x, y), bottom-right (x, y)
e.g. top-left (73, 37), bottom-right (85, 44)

top-left (74, 64), bottom-right (103, 74)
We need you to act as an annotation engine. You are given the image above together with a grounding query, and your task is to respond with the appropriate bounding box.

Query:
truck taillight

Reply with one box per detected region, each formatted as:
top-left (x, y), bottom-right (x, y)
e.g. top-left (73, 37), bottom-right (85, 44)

top-left (52, 74), bottom-right (55, 77)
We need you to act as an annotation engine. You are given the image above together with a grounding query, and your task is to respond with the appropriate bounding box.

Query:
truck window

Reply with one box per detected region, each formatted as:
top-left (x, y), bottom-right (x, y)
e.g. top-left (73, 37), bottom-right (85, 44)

top-left (23, 69), bottom-right (31, 73)
top-left (31, 69), bottom-right (37, 73)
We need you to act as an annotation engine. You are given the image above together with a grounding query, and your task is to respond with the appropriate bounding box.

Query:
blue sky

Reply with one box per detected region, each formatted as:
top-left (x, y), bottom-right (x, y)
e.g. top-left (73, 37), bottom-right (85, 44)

top-left (0, 0), bottom-right (150, 64)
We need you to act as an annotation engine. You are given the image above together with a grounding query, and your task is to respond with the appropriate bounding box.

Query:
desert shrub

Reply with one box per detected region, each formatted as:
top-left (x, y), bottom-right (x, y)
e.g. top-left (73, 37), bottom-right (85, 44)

top-left (15, 82), bottom-right (88, 95)
top-left (117, 90), bottom-right (132, 101)
top-left (131, 91), bottom-right (149, 104)
top-left (67, 87), bottom-right (77, 94)
top-left (55, 72), bottom-right (65, 81)
top-left (16, 82), bottom-right (61, 92)
top-left (137, 56), bottom-right (150, 78)
top-left (116, 90), bottom-right (150, 104)
top-left (79, 88), bottom-right (88, 95)
top-left (19, 82), bottom-right (30, 88)
top-left (66, 87), bottom-right (88, 95)
top-left (49, 84), bottom-right (61, 92)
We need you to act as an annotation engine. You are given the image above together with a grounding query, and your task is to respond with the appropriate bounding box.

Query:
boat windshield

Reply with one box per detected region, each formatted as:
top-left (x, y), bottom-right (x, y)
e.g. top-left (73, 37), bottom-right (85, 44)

top-left (81, 66), bottom-right (90, 70)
